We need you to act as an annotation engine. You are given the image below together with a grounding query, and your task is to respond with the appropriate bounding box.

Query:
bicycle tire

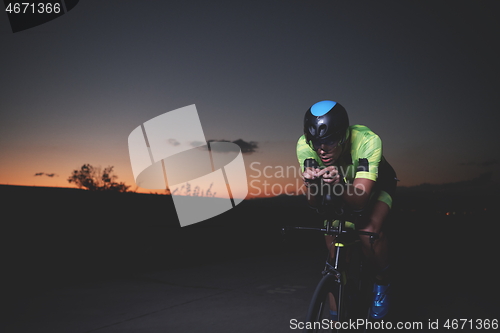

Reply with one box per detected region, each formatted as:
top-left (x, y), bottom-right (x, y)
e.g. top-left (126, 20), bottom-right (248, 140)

top-left (304, 273), bottom-right (344, 333)
top-left (304, 249), bottom-right (371, 333)
top-left (344, 248), bottom-right (371, 323)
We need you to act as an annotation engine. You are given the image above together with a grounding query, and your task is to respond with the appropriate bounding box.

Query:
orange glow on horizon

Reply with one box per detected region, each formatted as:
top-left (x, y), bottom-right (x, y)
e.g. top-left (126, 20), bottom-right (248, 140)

top-left (0, 173), bottom-right (307, 199)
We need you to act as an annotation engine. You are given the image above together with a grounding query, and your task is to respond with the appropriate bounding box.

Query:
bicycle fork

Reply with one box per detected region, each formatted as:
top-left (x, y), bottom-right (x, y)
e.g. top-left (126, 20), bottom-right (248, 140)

top-left (322, 241), bottom-right (348, 321)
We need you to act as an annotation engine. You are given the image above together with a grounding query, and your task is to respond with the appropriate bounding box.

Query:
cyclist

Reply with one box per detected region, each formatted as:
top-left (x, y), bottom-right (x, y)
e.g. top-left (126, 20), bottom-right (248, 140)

top-left (297, 100), bottom-right (397, 320)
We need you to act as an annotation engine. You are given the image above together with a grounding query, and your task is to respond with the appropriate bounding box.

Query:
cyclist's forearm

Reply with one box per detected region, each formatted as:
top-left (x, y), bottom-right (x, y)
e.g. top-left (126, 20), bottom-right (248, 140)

top-left (341, 183), bottom-right (370, 210)
top-left (305, 181), bottom-right (370, 210)
top-left (305, 183), bottom-right (321, 207)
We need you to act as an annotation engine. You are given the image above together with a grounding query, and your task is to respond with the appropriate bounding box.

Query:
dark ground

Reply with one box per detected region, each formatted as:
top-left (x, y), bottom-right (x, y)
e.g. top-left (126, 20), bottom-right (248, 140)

top-left (1, 185), bottom-right (499, 332)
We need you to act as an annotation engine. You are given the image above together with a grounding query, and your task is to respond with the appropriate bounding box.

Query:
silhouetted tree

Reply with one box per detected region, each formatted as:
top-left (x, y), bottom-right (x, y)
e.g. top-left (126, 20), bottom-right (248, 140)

top-left (68, 164), bottom-right (130, 192)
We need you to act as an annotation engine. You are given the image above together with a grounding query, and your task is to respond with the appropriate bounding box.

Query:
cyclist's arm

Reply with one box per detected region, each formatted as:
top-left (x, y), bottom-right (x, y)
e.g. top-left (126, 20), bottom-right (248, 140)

top-left (341, 130), bottom-right (381, 210)
top-left (297, 135), bottom-right (325, 208)
top-left (341, 177), bottom-right (375, 210)
top-left (302, 167), bottom-right (322, 208)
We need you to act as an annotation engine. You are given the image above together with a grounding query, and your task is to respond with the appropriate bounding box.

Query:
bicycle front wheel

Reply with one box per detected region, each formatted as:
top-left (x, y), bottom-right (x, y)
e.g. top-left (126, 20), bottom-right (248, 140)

top-left (304, 273), bottom-right (344, 333)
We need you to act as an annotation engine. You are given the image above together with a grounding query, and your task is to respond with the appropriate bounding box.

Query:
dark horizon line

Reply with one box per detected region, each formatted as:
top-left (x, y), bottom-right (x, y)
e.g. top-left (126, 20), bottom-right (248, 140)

top-left (2, 177), bottom-right (498, 198)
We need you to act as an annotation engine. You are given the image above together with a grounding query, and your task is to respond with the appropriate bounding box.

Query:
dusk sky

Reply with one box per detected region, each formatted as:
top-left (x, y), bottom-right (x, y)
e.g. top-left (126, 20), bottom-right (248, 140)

top-left (1, 1), bottom-right (498, 197)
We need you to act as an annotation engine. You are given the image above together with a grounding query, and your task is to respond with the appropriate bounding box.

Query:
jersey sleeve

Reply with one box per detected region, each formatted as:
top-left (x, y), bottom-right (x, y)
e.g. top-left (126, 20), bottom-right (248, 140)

top-left (296, 135), bottom-right (322, 172)
top-left (354, 132), bottom-right (382, 182)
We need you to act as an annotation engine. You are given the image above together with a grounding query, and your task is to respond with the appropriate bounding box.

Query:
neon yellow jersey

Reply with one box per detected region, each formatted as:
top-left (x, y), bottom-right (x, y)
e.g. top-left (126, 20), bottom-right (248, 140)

top-left (297, 125), bottom-right (383, 183)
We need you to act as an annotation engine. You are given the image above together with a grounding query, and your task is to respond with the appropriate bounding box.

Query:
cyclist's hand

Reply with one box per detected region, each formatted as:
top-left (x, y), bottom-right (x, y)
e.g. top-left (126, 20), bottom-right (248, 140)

top-left (302, 167), bottom-right (321, 184)
top-left (317, 166), bottom-right (341, 184)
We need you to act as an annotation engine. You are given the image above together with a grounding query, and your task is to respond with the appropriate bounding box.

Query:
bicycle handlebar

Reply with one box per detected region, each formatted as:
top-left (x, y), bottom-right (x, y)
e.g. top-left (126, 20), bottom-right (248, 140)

top-left (281, 225), bottom-right (378, 239)
top-left (302, 158), bottom-right (347, 213)
top-left (296, 159), bottom-right (378, 238)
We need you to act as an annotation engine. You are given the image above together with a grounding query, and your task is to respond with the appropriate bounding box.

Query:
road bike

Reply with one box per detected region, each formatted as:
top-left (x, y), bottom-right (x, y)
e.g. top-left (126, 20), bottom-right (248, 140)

top-left (283, 160), bottom-right (379, 332)
top-left (284, 217), bottom-right (378, 332)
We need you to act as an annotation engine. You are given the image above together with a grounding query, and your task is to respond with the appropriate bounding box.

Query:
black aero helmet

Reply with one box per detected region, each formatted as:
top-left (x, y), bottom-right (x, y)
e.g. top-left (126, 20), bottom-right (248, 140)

top-left (304, 100), bottom-right (349, 147)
